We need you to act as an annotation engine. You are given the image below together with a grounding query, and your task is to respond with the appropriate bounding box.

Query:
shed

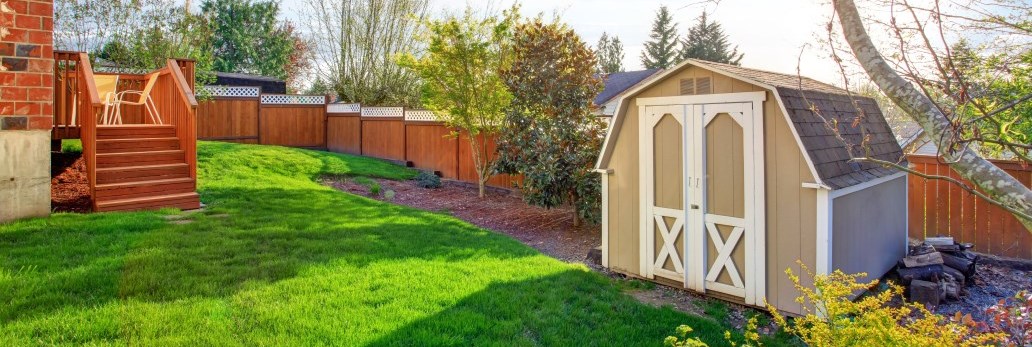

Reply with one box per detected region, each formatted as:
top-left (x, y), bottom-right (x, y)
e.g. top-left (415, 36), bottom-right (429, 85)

top-left (594, 59), bottom-right (908, 316)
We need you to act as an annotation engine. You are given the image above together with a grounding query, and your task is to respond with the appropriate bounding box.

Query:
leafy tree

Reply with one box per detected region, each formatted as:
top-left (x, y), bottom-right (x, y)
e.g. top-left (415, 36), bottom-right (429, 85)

top-left (304, 0), bottom-right (429, 107)
top-left (495, 17), bottom-right (606, 227)
top-left (832, 0), bottom-right (1032, 229)
top-left (596, 32), bottom-right (624, 74)
top-left (641, 6), bottom-right (680, 69)
top-left (398, 9), bottom-right (515, 198)
top-left (202, 0), bottom-right (301, 82)
top-left (679, 12), bottom-right (743, 65)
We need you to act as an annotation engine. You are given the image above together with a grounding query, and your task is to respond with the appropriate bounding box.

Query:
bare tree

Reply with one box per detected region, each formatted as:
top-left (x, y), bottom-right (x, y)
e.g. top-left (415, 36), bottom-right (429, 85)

top-left (303, 0), bottom-right (429, 107)
top-left (829, 0), bottom-right (1032, 229)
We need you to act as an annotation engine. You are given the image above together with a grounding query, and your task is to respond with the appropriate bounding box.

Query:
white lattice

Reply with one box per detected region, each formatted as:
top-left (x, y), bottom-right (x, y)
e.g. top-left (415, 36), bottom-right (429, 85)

top-left (327, 103), bottom-right (361, 113)
top-left (361, 107), bottom-right (404, 118)
top-left (404, 110), bottom-right (438, 122)
top-left (201, 85), bottom-right (260, 98)
top-left (260, 94), bottom-right (325, 105)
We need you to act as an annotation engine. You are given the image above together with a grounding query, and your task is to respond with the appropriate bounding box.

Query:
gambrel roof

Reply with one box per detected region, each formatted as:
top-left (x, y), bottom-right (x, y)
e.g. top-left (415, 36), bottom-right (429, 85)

top-left (596, 59), bottom-right (905, 190)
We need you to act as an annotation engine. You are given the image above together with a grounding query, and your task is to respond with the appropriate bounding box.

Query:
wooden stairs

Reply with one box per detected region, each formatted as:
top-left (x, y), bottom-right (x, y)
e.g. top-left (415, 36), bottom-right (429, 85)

top-left (93, 124), bottom-right (200, 212)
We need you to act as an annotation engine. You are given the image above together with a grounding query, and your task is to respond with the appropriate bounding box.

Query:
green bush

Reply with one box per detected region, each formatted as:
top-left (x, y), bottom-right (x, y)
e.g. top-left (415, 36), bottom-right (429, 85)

top-left (415, 171), bottom-right (442, 189)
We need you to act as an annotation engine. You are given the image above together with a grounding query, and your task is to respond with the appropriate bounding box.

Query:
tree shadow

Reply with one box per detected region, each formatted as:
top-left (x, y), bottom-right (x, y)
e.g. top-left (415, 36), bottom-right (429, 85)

top-left (0, 184), bottom-right (537, 324)
top-left (365, 270), bottom-right (730, 347)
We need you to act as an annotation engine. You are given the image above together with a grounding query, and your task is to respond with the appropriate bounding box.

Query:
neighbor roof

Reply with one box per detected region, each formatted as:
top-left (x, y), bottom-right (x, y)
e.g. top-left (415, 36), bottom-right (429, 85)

top-left (596, 59), bottom-right (905, 190)
top-left (594, 69), bottom-right (662, 106)
top-left (210, 72), bottom-right (287, 94)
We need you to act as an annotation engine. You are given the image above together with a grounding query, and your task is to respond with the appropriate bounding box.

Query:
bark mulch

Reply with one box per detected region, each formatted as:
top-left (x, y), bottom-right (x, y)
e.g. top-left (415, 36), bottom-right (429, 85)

top-left (51, 156), bottom-right (91, 213)
top-left (323, 177), bottom-right (600, 264)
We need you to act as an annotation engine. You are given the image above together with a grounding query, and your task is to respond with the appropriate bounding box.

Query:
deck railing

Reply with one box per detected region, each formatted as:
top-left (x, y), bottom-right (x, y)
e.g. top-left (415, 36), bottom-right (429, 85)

top-left (52, 52), bottom-right (199, 208)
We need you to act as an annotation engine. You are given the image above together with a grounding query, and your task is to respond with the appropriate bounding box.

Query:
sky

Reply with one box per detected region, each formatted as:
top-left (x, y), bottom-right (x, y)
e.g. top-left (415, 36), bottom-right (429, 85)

top-left (268, 0), bottom-right (848, 85)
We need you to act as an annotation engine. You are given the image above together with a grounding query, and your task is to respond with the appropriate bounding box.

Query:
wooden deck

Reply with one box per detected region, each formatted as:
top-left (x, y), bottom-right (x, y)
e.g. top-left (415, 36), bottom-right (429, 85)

top-left (53, 52), bottom-right (200, 212)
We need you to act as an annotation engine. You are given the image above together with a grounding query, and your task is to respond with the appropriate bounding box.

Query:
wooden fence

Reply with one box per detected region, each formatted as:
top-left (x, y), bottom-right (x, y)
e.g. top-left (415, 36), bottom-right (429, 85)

top-left (196, 87), bottom-right (520, 189)
top-left (908, 154), bottom-right (1032, 259)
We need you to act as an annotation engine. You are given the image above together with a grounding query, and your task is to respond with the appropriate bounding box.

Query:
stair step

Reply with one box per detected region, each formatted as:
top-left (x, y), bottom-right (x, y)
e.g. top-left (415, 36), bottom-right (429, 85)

top-left (97, 137), bottom-right (180, 153)
top-left (96, 163), bottom-right (190, 184)
top-left (96, 150), bottom-right (185, 167)
top-left (97, 125), bottom-right (176, 140)
top-left (95, 192), bottom-right (201, 212)
top-left (95, 177), bottom-right (195, 200)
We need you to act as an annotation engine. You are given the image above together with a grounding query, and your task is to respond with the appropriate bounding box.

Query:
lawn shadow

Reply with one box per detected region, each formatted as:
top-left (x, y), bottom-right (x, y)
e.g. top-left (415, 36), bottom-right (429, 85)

top-left (0, 183), bottom-right (538, 323)
top-left (364, 269), bottom-right (730, 347)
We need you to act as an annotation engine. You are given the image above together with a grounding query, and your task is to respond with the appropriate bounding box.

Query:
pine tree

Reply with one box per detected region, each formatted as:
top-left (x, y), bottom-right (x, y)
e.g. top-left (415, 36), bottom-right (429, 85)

top-left (679, 12), bottom-right (744, 65)
top-left (640, 6), bottom-right (680, 69)
top-left (596, 32), bottom-right (625, 74)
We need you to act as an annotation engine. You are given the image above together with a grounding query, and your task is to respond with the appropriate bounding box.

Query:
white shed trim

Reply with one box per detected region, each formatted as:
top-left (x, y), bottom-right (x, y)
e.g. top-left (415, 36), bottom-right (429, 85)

top-left (594, 60), bottom-right (824, 188)
top-left (816, 188), bottom-right (833, 276)
top-left (829, 171), bottom-right (907, 198)
top-left (596, 168), bottom-right (613, 268)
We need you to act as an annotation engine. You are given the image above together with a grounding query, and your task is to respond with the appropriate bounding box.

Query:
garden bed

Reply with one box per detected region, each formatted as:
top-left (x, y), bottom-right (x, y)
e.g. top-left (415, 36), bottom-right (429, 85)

top-left (51, 155), bottom-right (91, 213)
top-left (323, 177), bottom-right (600, 264)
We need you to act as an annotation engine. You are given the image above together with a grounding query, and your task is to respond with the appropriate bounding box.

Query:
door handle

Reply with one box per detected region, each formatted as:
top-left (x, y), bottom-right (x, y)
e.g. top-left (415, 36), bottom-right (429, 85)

top-left (690, 204), bottom-right (700, 210)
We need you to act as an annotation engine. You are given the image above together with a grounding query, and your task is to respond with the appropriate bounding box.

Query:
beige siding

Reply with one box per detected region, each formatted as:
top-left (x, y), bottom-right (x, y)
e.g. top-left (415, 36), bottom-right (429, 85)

top-left (605, 66), bottom-right (818, 316)
top-left (831, 176), bottom-right (907, 280)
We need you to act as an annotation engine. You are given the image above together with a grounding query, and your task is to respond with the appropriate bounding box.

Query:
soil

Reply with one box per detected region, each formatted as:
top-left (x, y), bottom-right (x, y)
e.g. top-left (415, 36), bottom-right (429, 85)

top-left (932, 256), bottom-right (1032, 322)
top-left (323, 177), bottom-right (600, 264)
top-left (51, 155), bottom-right (91, 213)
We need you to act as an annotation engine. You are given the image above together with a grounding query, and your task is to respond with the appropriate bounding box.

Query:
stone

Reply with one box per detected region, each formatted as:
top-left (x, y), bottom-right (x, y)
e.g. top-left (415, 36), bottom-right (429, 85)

top-left (586, 247), bottom-right (602, 265)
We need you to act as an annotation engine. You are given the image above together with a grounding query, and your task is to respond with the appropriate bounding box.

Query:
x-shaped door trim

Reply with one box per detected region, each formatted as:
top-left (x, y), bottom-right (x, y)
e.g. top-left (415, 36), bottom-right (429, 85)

top-left (653, 214), bottom-right (685, 274)
top-left (704, 221), bottom-right (745, 289)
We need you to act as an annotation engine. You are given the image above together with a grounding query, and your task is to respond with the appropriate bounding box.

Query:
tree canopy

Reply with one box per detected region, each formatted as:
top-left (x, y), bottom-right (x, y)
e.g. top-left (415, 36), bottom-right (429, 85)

top-left (679, 12), bottom-right (743, 65)
top-left (495, 16), bottom-right (605, 226)
top-left (596, 32), bottom-right (625, 74)
top-left (640, 6), bottom-right (680, 69)
top-left (202, 0), bottom-right (305, 84)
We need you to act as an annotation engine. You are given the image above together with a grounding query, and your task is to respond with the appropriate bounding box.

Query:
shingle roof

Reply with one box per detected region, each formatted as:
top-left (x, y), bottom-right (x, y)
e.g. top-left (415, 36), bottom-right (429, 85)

top-left (594, 69), bottom-right (662, 105)
top-left (682, 59), bottom-right (905, 189)
top-left (776, 88), bottom-right (905, 189)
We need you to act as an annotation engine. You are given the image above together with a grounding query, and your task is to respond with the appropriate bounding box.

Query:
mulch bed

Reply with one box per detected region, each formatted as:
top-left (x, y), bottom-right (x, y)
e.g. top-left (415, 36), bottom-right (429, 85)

top-left (51, 155), bottom-right (91, 213)
top-left (933, 256), bottom-right (1032, 322)
top-left (323, 177), bottom-right (600, 264)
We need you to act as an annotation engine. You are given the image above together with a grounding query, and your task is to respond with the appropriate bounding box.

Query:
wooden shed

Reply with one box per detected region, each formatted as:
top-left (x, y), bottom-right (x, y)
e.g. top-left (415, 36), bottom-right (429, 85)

top-left (595, 59), bottom-right (908, 316)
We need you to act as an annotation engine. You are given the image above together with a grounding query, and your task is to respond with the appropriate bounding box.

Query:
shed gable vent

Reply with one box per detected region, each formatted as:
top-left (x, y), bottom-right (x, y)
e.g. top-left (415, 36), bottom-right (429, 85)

top-left (679, 77), bottom-right (713, 95)
top-left (679, 78), bottom-right (695, 95)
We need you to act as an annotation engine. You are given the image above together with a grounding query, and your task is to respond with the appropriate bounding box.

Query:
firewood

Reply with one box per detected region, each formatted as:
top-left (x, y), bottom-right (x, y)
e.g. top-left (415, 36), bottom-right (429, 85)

top-left (910, 279), bottom-right (941, 307)
top-left (897, 264), bottom-right (944, 285)
top-left (925, 237), bottom-right (955, 246)
top-left (932, 244), bottom-right (961, 252)
top-left (941, 265), bottom-right (966, 287)
top-left (941, 252), bottom-right (976, 277)
top-left (940, 277), bottom-right (961, 300)
top-left (902, 252), bottom-right (944, 268)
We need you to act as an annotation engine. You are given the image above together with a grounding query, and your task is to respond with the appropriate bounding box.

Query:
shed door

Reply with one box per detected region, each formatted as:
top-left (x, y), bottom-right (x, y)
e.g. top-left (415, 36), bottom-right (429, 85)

top-left (689, 102), bottom-right (763, 304)
top-left (641, 105), bottom-right (690, 282)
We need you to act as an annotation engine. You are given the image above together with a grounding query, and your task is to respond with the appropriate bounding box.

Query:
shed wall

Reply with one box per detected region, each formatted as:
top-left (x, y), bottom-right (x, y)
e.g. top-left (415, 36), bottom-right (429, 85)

top-left (604, 66), bottom-right (818, 316)
top-left (831, 175), bottom-right (907, 279)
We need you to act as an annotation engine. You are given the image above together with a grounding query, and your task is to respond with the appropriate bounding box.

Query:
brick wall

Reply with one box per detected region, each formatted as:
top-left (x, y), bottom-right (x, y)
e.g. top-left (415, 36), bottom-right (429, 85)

top-left (0, 0), bottom-right (53, 131)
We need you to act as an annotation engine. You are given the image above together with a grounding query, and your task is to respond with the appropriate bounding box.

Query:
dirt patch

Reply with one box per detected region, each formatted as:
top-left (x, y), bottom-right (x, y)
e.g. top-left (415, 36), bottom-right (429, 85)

top-left (51, 156), bottom-right (91, 213)
top-left (325, 177), bottom-right (599, 264)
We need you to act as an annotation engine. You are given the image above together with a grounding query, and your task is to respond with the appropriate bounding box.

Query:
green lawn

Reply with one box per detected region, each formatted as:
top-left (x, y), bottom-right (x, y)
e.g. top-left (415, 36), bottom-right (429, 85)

top-left (1, 141), bottom-right (787, 346)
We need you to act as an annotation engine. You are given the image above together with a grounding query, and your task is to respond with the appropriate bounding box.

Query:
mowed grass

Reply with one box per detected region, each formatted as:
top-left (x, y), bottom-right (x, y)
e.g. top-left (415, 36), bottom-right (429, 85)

top-left (0, 141), bottom-right (784, 346)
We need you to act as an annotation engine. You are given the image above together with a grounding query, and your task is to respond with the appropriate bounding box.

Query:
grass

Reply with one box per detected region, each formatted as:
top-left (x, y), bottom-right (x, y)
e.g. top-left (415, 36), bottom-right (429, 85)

top-left (61, 139), bottom-right (82, 154)
top-left (1, 141), bottom-right (794, 346)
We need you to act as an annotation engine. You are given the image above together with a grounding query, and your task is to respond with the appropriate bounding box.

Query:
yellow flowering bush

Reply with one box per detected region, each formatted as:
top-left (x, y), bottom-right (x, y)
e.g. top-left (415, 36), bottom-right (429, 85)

top-left (664, 262), bottom-right (1006, 347)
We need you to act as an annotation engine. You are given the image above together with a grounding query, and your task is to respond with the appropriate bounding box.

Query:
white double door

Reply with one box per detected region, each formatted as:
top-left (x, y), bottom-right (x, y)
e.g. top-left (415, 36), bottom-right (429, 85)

top-left (640, 97), bottom-right (765, 305)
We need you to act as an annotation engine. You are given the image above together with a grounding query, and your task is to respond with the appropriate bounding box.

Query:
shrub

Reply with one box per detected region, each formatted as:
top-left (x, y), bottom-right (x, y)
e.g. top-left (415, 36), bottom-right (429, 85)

top-left (383, 189), bottom-right (396, 201)
top-left (974, 290), bottom-right (1031, 346)
top-left (415, 171), bottom-right (442, 189)
top-left (664, 262), bottom-right (1007, 347)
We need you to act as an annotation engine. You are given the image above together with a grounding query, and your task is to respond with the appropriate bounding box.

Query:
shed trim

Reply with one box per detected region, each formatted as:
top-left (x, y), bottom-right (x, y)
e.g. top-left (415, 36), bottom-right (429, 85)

top-left (829, 171), bottom-right (906, 198)
top-left (635, 91), bottom-right (766, 106)
top-left (595, 60), bottom-right (824, 187)
top-left (816, 188), bottom-right (832, 276)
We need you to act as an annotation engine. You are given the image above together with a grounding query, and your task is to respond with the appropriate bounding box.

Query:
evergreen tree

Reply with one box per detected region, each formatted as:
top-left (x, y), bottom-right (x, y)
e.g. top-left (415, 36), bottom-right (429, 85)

top-left (596, 32), bottom-right (624, 74)
top-left (640, 6), bottom-right (680, 69)
top-left (202, 0), bottom-right (299, 80)
top-left (679, 12), bottom-right (744, 65)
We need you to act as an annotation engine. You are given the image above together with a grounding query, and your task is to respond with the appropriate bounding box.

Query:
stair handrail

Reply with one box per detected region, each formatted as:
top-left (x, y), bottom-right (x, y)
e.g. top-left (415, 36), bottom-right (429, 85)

top-left (165, 59), bottom-right (198, 180)
top-left (74, 52), bottom-right (102, 210)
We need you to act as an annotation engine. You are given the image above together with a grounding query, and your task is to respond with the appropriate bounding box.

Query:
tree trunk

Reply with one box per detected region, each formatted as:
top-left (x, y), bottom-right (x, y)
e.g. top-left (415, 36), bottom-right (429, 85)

top-left (571, 192), bottom-right (581, 227)
top-left (468, 132), bottom-right (487, 198)
top-left (832, 0), bottom-right (1032, 231)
